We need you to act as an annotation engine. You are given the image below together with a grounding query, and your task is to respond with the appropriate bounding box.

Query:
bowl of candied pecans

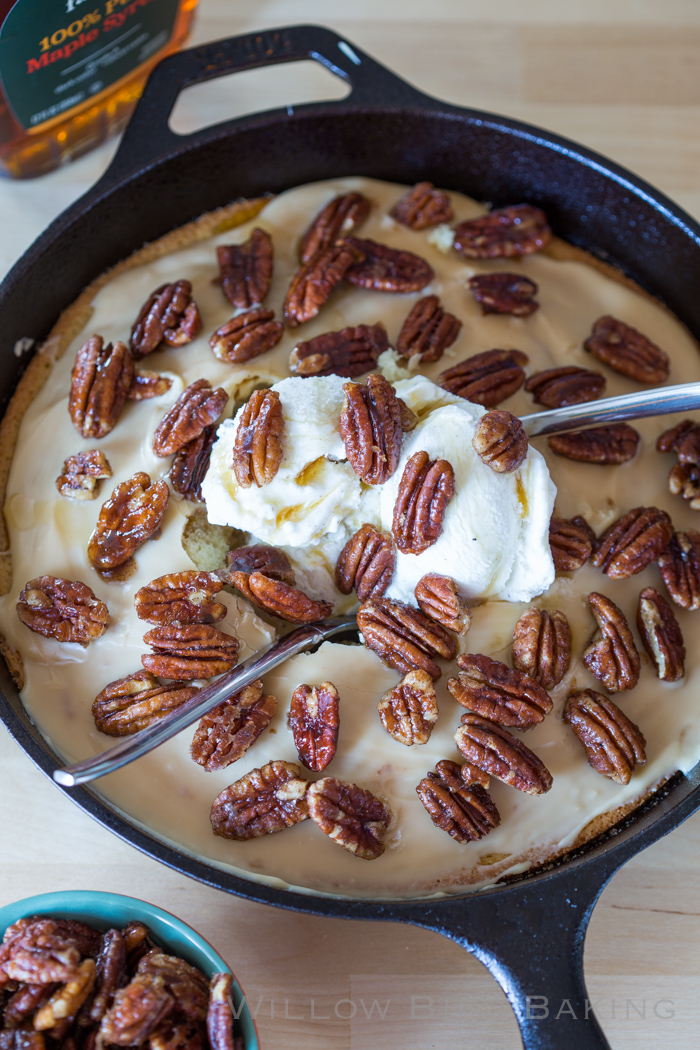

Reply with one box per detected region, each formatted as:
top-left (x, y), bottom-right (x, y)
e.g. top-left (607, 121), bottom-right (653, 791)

top-left (0, 890), bottom-right (258, 1050)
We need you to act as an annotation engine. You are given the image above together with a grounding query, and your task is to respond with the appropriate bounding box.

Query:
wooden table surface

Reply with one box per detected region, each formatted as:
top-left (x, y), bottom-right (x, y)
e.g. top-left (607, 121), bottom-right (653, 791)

top-left (2, 2), bottom-right (700, 1046)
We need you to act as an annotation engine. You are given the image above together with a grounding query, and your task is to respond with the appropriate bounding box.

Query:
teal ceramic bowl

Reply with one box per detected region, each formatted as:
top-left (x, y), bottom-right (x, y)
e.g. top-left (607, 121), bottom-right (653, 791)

top-left (0, 890), bottom-right (259, 1050)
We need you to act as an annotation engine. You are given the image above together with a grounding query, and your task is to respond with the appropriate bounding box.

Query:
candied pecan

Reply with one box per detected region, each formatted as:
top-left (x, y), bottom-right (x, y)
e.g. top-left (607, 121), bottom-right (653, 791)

top-left (343, 236), bottom-right (434, 292)
top-left (223, 545), bottom-right (295, 585)
top-left (377, 669), bottom-right (438, 746)
top-left (56, 449), bottom-right (112, 501)
top-left (98, 973), bottom-right (172, 1046)
top-left (138, 952), bottom-right (208, 1022)
top-left (230, 571), bottom-right (332, 624)
top-left (637, 587), bottom-right (685, 682)
top-left (396, 296), bottom-right (462, 364)
top-left (455, 713), bottom-right (553, 794)
top-left (416, 760), bottom-right (500, 843)
top-left (207, 973), bottom-right (237, 1050)
top-left (468, 272), bottom-right (539, 317)
top-left (2, 919), bottom-right (85, 984)
top-left (231, 388), bottom-right (284, 488)
top-left (288, 682), bottom-right (340, 772)
top-left (299, 192), bottom-right (371, 262)
top-left (563, 690), bottom-right (646, 785)
top-left (512, 608), bottom-right (571, 690)
top-left (453, 204), bottom-right (551, 258)
top-left (34, 959), bottom-right (96, 1031)
top-left (88, 472), bottom-right (169, 573)
top-left (142, 624), bottom-right (239, 680)
top-left (549, 514), bottom-right (596, 571)
top-left (668, 461), bottom-right (700, 509)
top-left (414, 573), bottom-right (471, 634)
top-left (447, 653), bottom-right (552, 729)
top-left (4, 982), bottom-right (55, 1027)
top-left (307, 777), bottom-right (391, 860)
top-left (153, 379), bottom-right (228, 458)
top-left (16, 576), bottom-right (109, 646)
top-left (584, 315), bottom-right (669, 384)
top-left (170, 426), bottom-right (217, 503)
top-left (339, 373), bottom-right (404, 484)
top-left (392, 451), bottom-right (455, 554)
top-left (525, 366), bottom-right (606, 408)
top-left (69, 336), bottom-right (134, 439)
top-left (130, 281), bottom-right (201, 358)
top-left (127, 370), bottom-right (173, 401)
top-left (283, 240), bottom-right (360, 327)
top-left (583, 592), bottom-right (640, 692)
top-left (0, 1030), bottom-right (45, 1049)
top-left (88, 929), bottom-right (127, 1023)
top-left (656, 419), bottom-right (700, 460)
top-left (335, 524), bottom-right (395, 600)
top-left (210, 308), bottom-right (283, 364)
top-left (93, 670), bottom-right (199, 736)
top-left (217, 228), bottom-right (273, 309)
top-left (592, 506), bottom-right (673, 579)
top-left (390, 181), bottom-right (453, 229)
top-left (358, 597), bottom-right (456, 680)
top-left (289, 323), bottom-right (388, 378)
top-left (135, 571), bottom-right (226, 626)
top-left (210, 760), bottom-right (309, 840)
top-left (439, 349), bottom-right (528, 407)
top-left (472, 409), bottom-right (528, 473)
top-left (658, 529), bottom-right (700, 610)
top-left (548, 424), bottom-right (640, 464)
top-left (191, 680), bottom-right (276, 771)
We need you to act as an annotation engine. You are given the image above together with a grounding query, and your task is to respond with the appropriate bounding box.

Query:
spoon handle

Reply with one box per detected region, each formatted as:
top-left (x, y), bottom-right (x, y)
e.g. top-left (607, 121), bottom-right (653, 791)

top-left (54, 615), bottom-right (357, 788)
top-left (521, 381), bottom-right (700, 437)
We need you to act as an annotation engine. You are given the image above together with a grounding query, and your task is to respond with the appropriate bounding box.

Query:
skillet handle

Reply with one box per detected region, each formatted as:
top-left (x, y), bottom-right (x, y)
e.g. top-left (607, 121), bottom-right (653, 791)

top-left (97, 24), bottom-right (430, 190)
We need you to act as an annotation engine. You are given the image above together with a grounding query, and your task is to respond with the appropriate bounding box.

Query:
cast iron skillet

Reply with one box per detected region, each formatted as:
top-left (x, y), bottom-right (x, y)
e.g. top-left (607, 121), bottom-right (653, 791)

top-left (2, 25), bottom-right (700, 1050)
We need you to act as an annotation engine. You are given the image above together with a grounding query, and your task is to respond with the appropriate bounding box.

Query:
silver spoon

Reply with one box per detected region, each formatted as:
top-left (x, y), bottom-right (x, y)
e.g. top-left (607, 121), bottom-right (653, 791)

top-left (521, 380), bottom-right (700, 436)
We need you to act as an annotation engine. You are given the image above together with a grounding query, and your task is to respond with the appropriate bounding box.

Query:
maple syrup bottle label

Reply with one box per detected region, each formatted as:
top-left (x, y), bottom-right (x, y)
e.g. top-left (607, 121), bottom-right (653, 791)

top-left (0, 0), bottom-right (181, 131)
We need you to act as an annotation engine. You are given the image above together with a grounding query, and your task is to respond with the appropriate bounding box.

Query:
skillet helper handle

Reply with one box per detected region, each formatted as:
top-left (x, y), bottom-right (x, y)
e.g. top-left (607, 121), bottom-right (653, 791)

top-left (99, 24), bottom-right (429, 190)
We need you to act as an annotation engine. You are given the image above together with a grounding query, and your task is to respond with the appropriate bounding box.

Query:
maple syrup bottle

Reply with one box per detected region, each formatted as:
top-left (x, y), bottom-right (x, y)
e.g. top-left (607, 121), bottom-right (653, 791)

top-left (0, 0), bottom-right (199, 178)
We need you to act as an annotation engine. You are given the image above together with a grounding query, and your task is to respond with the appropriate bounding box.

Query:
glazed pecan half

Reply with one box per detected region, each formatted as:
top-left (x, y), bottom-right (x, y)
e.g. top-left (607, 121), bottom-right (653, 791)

top-left (344, 236), bottom-right (434, 292)
top-left (307, 777), bottom-right (391, 860)
top-left (288, 681), bottom-right (340, 772)
top-left (210, 308), bottom-right (284, 364)
top-left (56, 449), bottom-right (112, 501)
top-left (591, 506), bottom-right (673, 579)
top-left (231, 388), bottom-right (284, 488)
top-left (130, 280), bottom-right (201, 357)
top-left (289, 322), bottom-right (388, 378)
top-left (468, 273), bottom-right (539, 316)
top-left (416, 760), bottom-right (500, 843)
top-left (512, 607), bottom-right (571, 690)
top-left (217, 228), bottom-right (273, 309)
top-left (563, 690), bottom-right (646, 785)
top-left (584, 315), bottom-right (669, 384)
top-left (16, 576), bottom-right (109, 646)
top-left (230, 571), bottom-right (332, 623)
top-left (358, 596), bottom-right (456, 680)
top-left (656, 419), bottom-right (700, 461)
top-left (88, 472), bottom-right (169, 573)
top-left (283, 240), bottom-right (360, 327)
top-left (439, 349), bottom-right (528, 407)
top-left (33, 957), bottom-right (96, 1031)
top-left (667, 462), bottom-right (700, 509)
top-left (339, 373), bottom-right (404, 484)
top-left (392, 450), bottom-right (455, 554)
top-left (549, 514), bottom-right (596, 571)
top-left (377, 669), bottom-right (438, 746)
top-left (207, 972), bottom-right (238, 1050)
top-left (472, 409), bottom-right (528, 473)
top-left (455, 713), bottom-right (553, 794)
top-left (153, 379), bottom-right (228, 458)
top-left (658, 529), bottom-right (700, 610)
top-left (93, 671), bottom-right (199, 736)
top-left (191, 680), bottom-right (277, 771)
top-left (396, 295), bottom-right (462, 364)
top-left (0, 918), bottom-right (94, 984)
top-left (525, 366), bottom-right (606, 408)
top-left (210, 760), bottom-right (309, 840)
top-left (127, 370), bottom-right (173, 401)
top-left (390, 182), bottom-right (453, 229)
top-left (448, 653), bottom-right (553, 729)
top-left (299, 192), bottom-right (371, 262)
top-left (453, 204), bottom-right (551, 258)
top-left (548, 424), bottom-right (640, 464)
top-left (134, 571), bottom-right (226, 626)
top-left (223, 544), bottom-right (295, 585)
top-left (69, 336), bottom-right (134, 439)
top-left (142, 624), bottom-right (239, 679)
top-left (637, 586), bottom-right (685, 682)
top-left (335, 523), bottom-right (395, 600)
top-left (414, 573), bottom-right (471, 634)
top-left (169, 425), bottom-right (217, 502)
top-left (583, 592), bottom-right (640, 692)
